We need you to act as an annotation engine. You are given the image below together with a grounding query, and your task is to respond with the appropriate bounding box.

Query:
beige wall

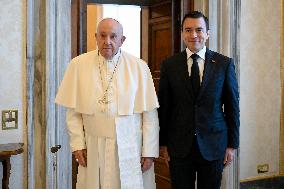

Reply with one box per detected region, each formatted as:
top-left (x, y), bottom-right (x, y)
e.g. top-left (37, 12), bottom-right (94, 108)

top-left (87, 4), bottom-right (102, 52)
top-left (280, 0), bottom-right (284, 175)
top-left (0, 0), bottom-right (27, 188)
top-left (240, 0), bottom-right (282, 180)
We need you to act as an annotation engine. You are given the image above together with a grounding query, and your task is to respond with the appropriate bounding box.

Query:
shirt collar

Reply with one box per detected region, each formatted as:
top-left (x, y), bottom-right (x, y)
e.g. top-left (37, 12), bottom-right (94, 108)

top-left (98, 48), bottom-right (122, 64)
top-left (186, 46), bottom-right (206, 60)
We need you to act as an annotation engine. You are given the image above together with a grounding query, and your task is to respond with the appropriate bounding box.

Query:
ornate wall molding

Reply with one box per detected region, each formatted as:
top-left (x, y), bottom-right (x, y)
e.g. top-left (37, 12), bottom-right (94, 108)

top-left (46, 0), bottom-right (72, 188)
top-left (27, 0), bottom-right (46, 188)
top-left (27, 0), bottom-right (72, 188)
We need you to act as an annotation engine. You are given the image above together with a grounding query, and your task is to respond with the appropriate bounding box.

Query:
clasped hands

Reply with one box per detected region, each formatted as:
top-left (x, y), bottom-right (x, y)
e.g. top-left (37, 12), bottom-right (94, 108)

top-left (73, 149), bottom-right (154, 172)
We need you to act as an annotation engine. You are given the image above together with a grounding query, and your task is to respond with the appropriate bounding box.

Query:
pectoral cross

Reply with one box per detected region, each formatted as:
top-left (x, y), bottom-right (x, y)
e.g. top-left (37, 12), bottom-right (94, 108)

top-left (98, 96), bottom-right (111, 104)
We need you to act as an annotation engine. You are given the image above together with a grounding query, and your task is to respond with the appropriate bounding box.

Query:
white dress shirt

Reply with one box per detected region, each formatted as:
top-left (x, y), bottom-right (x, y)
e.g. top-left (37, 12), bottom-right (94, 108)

top-left (186, 46), bottom-right (206, 83)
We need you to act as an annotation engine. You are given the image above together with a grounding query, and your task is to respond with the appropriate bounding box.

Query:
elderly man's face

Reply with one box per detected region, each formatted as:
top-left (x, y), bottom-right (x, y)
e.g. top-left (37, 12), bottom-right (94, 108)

top-left (95, 19), bottom-right (125, 60)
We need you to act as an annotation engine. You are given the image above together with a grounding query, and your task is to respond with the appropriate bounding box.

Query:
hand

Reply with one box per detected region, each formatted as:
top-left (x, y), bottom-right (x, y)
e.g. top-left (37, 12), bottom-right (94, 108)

top-left (73, 149), bottom-right (87, 167)
top-left (141, 157), bottom-right (154, 173)
top-left (160, 146), bottom-right (170, 168)
top-left (223, 147), bottom-right (234, 167)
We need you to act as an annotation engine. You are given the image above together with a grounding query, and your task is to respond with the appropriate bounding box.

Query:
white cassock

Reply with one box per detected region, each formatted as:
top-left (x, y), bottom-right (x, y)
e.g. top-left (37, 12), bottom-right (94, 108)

top-left (55, 49), bottom-right (159, 189)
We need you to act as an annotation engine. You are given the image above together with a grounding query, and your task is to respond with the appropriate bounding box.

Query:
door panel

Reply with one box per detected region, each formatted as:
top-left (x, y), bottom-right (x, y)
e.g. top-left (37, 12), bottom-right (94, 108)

top-left (148, 1), bottom-right (173, 91)
top-left (149, 21), bottom-right (172, 90)
top-left (147, 1), bottom-right (173, 188)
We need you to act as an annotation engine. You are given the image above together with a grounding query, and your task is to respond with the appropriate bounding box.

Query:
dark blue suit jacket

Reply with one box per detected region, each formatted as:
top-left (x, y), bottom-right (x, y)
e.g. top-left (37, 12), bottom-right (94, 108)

top-left (158, 49), bottom-right (240, 161)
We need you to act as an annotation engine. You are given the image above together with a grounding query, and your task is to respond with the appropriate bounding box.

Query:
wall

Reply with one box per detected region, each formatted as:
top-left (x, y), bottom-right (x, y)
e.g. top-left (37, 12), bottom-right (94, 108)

top-left (240, 0), bottom-right (281, 180)
top-left (0, 0), bottom-right (27, 188)
top-left (87, 4), bottom-right (102, 52)
top-left (280, 0), bottom-right (284, 175)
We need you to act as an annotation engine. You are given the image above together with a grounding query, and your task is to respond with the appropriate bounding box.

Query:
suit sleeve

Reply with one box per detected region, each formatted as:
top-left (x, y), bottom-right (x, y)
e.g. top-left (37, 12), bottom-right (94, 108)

top-left (158, 61), bottom-right (171, 146)
top-left (141, 108), bottom-right (159, 158)
top-left (223, 59), bottom-right (240, 149)
top-left (66, 108), bottom-right (86, 152)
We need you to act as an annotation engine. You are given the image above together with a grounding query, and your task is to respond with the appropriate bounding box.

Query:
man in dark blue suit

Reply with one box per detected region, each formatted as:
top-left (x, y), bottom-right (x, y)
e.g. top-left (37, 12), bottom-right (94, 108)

top-left (158, 11), bottom-right (240, 189)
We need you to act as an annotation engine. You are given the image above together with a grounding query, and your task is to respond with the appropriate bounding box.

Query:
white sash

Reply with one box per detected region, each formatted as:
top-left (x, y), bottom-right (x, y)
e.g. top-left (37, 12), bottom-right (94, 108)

top-left (115, 116), bottom-right (144, 189)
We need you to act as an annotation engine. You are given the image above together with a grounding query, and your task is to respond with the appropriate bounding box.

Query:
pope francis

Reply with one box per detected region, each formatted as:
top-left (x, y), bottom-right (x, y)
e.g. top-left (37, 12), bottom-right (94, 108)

top-left (55, 18), bottom-right (159, 189)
